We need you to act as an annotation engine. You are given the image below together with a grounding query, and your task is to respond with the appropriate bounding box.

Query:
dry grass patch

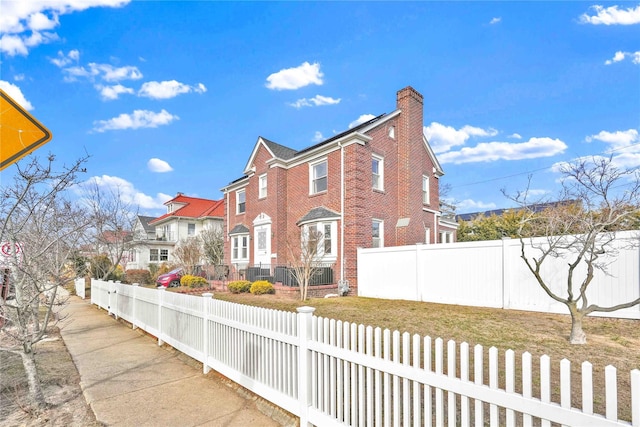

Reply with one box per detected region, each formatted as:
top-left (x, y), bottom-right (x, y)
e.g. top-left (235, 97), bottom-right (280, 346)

top-left (216, 293), bottom-right (640, 421)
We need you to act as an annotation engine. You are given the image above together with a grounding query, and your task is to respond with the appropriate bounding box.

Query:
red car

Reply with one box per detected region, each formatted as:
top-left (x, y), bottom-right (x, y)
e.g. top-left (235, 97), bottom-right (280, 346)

top-left (156, 267), bottom-right (207, 288)
top-left (156, 268), bottom-right (184, 288)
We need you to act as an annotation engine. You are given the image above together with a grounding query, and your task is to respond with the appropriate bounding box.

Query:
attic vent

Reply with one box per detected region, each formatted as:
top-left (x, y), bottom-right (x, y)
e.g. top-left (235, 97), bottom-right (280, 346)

top-left (388, 126), bottom-right (395, 139)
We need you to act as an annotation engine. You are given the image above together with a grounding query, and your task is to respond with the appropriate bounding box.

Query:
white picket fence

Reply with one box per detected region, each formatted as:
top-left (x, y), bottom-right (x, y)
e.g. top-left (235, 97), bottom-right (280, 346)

top-left (81, 278), bottom-right (639, 426)
top-left (357, 230), bottom-right (640, 319)
top-left (74, 277), bottom-right (86, 299)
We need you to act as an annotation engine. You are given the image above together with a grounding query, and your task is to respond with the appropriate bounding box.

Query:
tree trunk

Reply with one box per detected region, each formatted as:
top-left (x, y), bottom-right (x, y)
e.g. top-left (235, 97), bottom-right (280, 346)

top-left (20, 347), bottom-right (46, 411)
top-left (568, 304), bottom-right (587, 345)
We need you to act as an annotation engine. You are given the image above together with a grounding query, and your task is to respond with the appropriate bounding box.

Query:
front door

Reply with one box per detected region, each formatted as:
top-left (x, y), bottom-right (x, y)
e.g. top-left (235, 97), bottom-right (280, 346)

top-left (253, 213), bottom-right (272, 267)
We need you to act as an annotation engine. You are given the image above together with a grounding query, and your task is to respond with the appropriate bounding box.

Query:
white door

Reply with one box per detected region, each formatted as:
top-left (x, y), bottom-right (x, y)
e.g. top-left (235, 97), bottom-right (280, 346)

top-left (253, 213), bottom-right (272, 266)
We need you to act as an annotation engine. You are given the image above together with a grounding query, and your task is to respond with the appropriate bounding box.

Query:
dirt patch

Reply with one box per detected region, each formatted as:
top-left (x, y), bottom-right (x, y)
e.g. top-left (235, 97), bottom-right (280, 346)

top-left (0, 328), bottom-right (100, 427)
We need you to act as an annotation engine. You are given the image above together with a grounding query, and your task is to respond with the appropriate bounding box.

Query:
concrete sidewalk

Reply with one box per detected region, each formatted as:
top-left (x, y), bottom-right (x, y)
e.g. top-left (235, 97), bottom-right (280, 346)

top-left (58, 296), bottom-right (294, 427)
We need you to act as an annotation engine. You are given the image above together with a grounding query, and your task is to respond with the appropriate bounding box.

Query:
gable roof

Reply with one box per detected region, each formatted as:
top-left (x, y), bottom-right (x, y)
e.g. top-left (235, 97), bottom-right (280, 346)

top-left (149, 194), bottom-right (224, 225)
top-left (137, 215), bottom-right (157, 234)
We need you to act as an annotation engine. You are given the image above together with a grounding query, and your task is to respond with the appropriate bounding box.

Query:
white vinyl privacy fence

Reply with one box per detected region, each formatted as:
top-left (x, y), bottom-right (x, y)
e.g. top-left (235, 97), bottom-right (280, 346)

top-left (358, 231), bottom-right (640, 319)
top-left (83, 278), bottom-right (639, 426)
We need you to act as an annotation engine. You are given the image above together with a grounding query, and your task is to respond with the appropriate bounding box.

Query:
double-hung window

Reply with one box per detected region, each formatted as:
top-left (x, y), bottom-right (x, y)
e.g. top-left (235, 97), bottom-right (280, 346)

top-left (310, 160), bottom-right (327, 194)
top-left (372, 155), bottom-right (384, 191)
top-left (259, 174), bottom-right (267, 199)
top-left (187, 223), bottom-right (195, 236)
top-left (301, 221), bottom-right (337, 259)
top-left (423, 175), bottom-right (430, 205)
top-left (372, 219), bottom-right (383, 248)
top-left (236, 189), bottom-right (246, 214)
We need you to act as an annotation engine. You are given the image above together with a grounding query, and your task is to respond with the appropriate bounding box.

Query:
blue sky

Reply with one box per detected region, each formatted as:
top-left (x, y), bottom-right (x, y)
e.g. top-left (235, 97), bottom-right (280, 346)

top-left (1, 1), bottom-right (638, 216)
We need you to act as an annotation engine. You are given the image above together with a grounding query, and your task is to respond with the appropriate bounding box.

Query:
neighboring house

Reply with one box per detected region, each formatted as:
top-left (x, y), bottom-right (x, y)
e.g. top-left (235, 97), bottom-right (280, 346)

top-left (96, 229), bottom-right (133, 267)
top-left (455, 200), bottom-right (579, 222)
top-left (126, 194), bottom-right (224, 270)
top-left (221, 86), bottom-right (457, 289)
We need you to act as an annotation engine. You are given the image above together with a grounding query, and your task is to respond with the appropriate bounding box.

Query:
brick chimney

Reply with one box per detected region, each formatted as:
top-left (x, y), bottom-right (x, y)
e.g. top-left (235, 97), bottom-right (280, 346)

top-left (395, 86), bottom-right (424, 245)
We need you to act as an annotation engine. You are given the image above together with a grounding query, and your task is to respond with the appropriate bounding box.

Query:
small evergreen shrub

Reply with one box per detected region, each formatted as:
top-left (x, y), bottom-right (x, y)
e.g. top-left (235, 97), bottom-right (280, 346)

top-left (125, 269), bottom-right (152, 285)
top-left (180, 275), bottom-right (208, 288)
top-left (228, 280), bottom-right (251, 294)
top-left (250, 280), bottom-right (275, 295)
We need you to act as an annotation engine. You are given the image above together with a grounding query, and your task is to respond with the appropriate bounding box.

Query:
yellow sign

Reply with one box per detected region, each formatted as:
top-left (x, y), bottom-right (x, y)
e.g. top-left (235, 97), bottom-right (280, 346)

top-left (0, 89), bottom-right (52, 171)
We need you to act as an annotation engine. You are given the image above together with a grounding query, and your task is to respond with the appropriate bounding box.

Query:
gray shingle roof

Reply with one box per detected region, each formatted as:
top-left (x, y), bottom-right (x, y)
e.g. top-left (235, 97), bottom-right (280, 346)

top-left (261, 137), bottom-right (297, 160)
top-left (138, 215), bottom-right (157, 234)
top-left (228, 224), bottom-right (250, 235)
top-left (297, 206), bottom-right (341, 225)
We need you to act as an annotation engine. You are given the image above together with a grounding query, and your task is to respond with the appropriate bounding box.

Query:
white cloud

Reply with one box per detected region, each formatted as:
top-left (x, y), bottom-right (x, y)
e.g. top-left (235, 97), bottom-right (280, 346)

top-left (312, 131), bottom-right (324, 142)
top-left (14, 74), bottom-right (25, 81)
top-left (61, 62), bottom-right (143, 83)
top-left (349, 114), bottom-right (376, 129)
top-left (424, 122), bottom-right (498, 154)
top-left (585, 128), bottom-right (640, 151)
top-left (265, 61), bottom-right (323, 90)
top-left (77, 175), bottom-right (171, 210)
top-left (580, 4), bottom-right (640, 25)
top-left (289, 95), bottom-right (341, 108)
top-left (147, 158), bottom-right (173, 173)
top-left (50, 49), bottom-right (79, 67)
top-left (0, 1), bottom-right (130, 56)
top-left (92, 109), bottom-right (178, 132)
top-left (138, 80), bottom-right (207, 99)
top-left (490, 17), bottom-right (501, 24)
top-left (509, 133), bottom-right (522, 139)
top-left (0, 80), bottom-right (34, 110)
top-left (604, 50), bottom-right (640, 65)
top-left (439, 137), bottom-right (567, 164)
top-left (456, 199), bottom-right (497, 212)
top-left (96, 84), bottom-right (135, 100)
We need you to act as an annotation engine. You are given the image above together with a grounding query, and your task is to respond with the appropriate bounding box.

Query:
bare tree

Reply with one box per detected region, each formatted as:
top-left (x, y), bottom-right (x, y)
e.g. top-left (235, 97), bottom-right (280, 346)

top-left (286, 226), bottom-right (325, 301)
top-left (80, 179), bottom-right (138, 279)
top-left (0, 155), bottom-right (90, 411)
top-left (200, 226), bottom-right (225, 278)
top-left (173, 237), bottom-right (203, 275)
top-left (508, 157), bottom-right (640, 344)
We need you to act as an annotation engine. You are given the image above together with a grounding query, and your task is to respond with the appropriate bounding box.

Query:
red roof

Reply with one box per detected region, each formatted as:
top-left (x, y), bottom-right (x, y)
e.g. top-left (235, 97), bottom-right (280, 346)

top-left (149, 195), bottom-right (224, 225)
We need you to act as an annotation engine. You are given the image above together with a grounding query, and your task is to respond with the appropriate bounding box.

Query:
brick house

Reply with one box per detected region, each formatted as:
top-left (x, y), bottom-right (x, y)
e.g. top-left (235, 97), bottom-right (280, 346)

top-left (221, 86), bottom-right (457, 291)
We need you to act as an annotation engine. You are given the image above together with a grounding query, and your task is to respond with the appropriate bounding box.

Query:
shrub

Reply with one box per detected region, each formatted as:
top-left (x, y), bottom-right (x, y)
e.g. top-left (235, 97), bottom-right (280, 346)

top-left (227, 280), bottom-right (251, 294)
top-left (250, 280), bottom-right (275, 295)
top-left (180, 275), bottom-right (208, 288)
top-left (125, 269), bottom-right (152, 285)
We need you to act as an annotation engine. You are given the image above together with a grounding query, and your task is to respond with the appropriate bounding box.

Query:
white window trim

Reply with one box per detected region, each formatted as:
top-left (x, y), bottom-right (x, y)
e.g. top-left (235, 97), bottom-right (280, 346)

top-left (372, 219), bottom-right (384, 248)
top-left (372, 154), bottom-right (384, 191)
top-left (231, 234), bottom-right (249, 262)
top-left (309, 158), bottom-right (328, 195)
top-left (301, 221), bottom-right (337, 261)
top-left (423, 175), bottom-right (430, 205)
top-left (236, 189), bottom-right (246, 214)
top-left (258, 173), bottom-right (267, 199)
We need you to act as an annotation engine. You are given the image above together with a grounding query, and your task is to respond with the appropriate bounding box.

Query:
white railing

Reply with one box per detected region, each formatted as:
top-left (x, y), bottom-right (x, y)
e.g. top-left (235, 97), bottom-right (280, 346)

top-left (88, 279), bottom-right (639, 427)
top-left (358, 231), bottom-right (640, 319)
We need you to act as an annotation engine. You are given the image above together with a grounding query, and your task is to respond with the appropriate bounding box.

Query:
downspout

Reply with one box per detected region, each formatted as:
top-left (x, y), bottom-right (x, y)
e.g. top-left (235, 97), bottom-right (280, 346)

top-left (339, 141), bottom-right (345, 281)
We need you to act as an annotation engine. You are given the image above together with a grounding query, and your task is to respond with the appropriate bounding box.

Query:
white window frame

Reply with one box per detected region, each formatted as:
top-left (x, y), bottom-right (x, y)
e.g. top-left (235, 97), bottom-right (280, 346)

top-left (258, 173), bottom-right (267, 199)
top-left (423, 175), bottom-right (430, 205)
top-left (309, 159), bottom-right (328, 195)
top-left (301, 221), bottom-right (337, 261)
top-left (187, 223), bottom-right (196, 236)
top-left (160, 249), bottom-right (169, 261)
top-left (149, 249), bottom-right (159, 262)
top-left (372, 219), bottom-right (384, 248)
top-left (231, 234), bottom-right (249, 261)
top-left (439, 231), bottom-right (453, 244)
top-left (236, 189), bottom-right (246, 214)
top-left (372, 154), bottom-right (384, 191)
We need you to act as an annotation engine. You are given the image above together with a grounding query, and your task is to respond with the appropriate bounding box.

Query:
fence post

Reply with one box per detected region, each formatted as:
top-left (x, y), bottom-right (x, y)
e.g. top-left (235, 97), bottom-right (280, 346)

top-left (158, 287), bottom-right (165, 346)
top-left (297, 306), bottom-right (316, 427)
top-left (107, 280), bottom-right (114, 316)
top-left (202, 292), bottom-right (214, 374)
top-left (132, 284), bottom-right (139, 330)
